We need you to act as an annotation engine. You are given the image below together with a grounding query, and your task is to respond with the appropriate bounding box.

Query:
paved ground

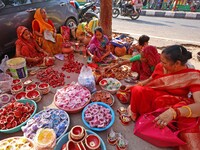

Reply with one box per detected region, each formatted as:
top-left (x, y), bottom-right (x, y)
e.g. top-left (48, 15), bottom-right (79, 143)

top-left (0, 53), bottom-right (174, 150)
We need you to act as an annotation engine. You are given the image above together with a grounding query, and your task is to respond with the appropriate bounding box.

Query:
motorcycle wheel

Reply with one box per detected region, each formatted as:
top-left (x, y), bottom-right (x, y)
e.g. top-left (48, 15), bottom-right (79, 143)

top-left (65, 18), bottom-right (77, 29)
top-left (112, 8), bottom-right (120, 18)
top-left (130, 10), bottom-right (140, 20)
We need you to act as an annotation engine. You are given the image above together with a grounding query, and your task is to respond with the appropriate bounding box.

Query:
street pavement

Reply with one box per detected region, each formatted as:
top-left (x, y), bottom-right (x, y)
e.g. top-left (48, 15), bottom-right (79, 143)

top-left (141, 9), bottom-right (200, 19)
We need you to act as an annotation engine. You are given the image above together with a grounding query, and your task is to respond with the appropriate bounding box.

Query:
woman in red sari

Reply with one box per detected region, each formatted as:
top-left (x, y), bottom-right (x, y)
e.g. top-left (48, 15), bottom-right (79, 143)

top-left (15, 26), bottom-right (48, 67)
top-left (128, 45), bottom-right (200, 149)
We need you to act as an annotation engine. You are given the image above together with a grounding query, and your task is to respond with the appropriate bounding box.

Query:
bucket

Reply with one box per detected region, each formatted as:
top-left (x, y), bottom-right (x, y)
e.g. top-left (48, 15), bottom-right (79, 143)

top-left (6, 57), bottom-right (28, 79)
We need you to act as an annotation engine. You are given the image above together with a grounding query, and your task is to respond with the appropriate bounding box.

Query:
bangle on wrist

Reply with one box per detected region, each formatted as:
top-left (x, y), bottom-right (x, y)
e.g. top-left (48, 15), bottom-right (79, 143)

top-left (173, 107), bottom-right (181, 119)
top-left (181, 106), bottom-right (192, 118)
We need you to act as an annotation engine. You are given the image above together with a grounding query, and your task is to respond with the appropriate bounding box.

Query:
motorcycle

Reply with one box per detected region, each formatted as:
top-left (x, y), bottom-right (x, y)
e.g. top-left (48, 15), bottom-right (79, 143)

top-left (70, 1), bottom-right (98, 23)
top-left (112, 0), bottom-right (142, 20)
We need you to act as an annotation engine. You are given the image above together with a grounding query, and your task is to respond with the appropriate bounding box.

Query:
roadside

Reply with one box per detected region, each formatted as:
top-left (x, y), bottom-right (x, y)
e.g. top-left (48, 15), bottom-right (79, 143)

top-left (141, 9), bottom-right (200, 19)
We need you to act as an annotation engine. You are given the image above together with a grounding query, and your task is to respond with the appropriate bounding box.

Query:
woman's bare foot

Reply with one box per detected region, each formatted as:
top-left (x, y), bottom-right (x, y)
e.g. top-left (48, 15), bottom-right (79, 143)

top-left (127, 105), bottom-right (137, 121)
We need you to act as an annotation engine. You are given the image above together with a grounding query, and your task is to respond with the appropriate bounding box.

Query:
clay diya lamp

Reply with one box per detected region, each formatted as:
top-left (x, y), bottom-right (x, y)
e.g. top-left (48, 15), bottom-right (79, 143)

top-left (70, 125), bottom-right (85, 142)
top-left (26, 90), bottom-right (41, 102)
top-left (119, 114), bottom-right (131, 126)
top-left (85, 134), bottom-right (101, 150)
top-left (99, 79), bottom-right (108, 87)
top-left (38, 83), bottom-right (50, 95)
top-left (65, 141), bottom-right (80, 150)
top-left (23, 79), bottom-right (33, 87)
top-left (15, 91), bottom-right (26, 100)
top-left (12, 79), bottom-right (22, 86)
top-left (26, 83), bottom-right (37, 92)
top-left (107, 129), bottom-right (118, 145)
top-left (11, 85), bottom-right (23, 95)
top-left (116, 136), bottom-right (128, 150)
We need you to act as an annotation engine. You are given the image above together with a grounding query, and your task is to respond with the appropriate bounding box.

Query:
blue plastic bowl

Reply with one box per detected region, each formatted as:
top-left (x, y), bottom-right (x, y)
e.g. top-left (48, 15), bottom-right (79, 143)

top-left (0, 99), bottom-right (37, 133)
top-left (82, 102), bottom-right (115, 132)
top-left (54, 129), bottom-right (106, 150)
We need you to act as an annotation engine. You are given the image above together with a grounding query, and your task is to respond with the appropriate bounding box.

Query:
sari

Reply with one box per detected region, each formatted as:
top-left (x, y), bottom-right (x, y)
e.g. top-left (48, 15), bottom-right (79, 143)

top-left (88, 34), bottom-right (115, 63)
top-left (131, 45), bottom-right (160, 80)
top-left (131, 63), bottom-right (200, 149)
top-left (15, 26), bottom-right (45, 67)
top-left (32, 8), bottom-right (63, 55)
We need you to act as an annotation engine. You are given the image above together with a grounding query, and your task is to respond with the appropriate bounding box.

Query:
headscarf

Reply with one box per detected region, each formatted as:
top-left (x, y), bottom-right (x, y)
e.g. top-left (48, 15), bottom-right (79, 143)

top-left (142, 45), bottom-right (160, 67)
top-left (32, 8), bottom-right (54, 34)
top-left (15, 26), bottom-right (38, 57)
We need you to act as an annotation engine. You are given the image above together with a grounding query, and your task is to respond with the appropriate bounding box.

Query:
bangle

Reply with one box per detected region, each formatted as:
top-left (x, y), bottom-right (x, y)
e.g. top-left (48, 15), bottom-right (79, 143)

top-left (173, 107), bottom-right (181, 119)
top-left (169, 108), bottom-right (177, 119)
top-left (182, 106), bottom-right (192, 118)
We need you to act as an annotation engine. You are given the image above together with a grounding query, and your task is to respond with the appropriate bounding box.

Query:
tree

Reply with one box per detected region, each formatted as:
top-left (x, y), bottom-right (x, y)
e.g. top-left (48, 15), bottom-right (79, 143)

top-left (100, 0), bottom-right (112, 39)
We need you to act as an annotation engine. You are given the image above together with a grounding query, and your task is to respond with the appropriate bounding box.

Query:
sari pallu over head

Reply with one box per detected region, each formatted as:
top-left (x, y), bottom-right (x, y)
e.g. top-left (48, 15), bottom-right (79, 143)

top-left (32, 8), bottom-right (54, 34)
top-left (16, 26), bottom-right (38, 58)
top-left (131, 45), bottom-right (160, 80)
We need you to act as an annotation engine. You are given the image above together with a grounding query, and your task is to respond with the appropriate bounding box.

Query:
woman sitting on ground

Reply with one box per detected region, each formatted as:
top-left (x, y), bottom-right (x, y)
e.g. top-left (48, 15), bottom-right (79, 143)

top-left (15, 26), bottom-right (48, 67)
top-left (128, 45), bottom-right (200, 149)
top-left (32, 8), bottom-right (63, 55)
top-left (87, 26), bottom-right (115, 63)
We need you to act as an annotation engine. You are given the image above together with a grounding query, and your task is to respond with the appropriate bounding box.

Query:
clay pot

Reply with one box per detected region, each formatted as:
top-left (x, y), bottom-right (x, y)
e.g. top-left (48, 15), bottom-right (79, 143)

top-left (70, 125), bottom-right (85, 141)
top-left (62, 47), bottom-right (73, 54)
top-left (15, 91), bottom-right (26, 100)
top-left (116, 85), bottom-right (130, 104)
top-left (38, 83), bottom-right (50, 95)
top-left (11, 85), bottom-right (23, 95)
top-left (26, 90), bottom-right (41, 102)
top-left (26, 84), bottom-right (37, 92)
top-left (85, 134), bottom-right (101, 150)
top-left (12, 79), bottom-right (22, 86)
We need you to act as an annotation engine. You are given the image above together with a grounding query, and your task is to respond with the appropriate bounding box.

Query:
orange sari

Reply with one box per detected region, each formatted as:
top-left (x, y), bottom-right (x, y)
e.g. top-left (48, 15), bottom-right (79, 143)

top-left (32, 8), bottom-right (63, 55)
top-left (131, 63), bottom-right (200, 149)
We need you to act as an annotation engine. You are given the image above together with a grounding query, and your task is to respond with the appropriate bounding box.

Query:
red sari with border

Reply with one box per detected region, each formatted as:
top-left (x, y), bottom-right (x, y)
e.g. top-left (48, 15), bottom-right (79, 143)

top-left (130, 63), bottom-right (200, 149)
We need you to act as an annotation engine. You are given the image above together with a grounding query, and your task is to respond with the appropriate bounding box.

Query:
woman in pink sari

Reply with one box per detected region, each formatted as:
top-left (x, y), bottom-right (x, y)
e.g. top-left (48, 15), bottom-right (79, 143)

top-left (87, 27), bottom-right (115, 63)
top-left (128, 45), bottom-right (200, 149)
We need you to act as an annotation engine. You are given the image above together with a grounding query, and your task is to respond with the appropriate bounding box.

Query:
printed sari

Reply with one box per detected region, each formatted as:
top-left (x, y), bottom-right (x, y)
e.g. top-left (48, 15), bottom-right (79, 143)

top-left (131, 45), bottom-right (160, 80)
top-left (131, 63), bottom-right (200, 149)
top-left (32, 8), bottom-right (63, 55)
top-left (88, 35), bottom-right (115, 63)
top-left (15, 26), bottom-right (45, 67)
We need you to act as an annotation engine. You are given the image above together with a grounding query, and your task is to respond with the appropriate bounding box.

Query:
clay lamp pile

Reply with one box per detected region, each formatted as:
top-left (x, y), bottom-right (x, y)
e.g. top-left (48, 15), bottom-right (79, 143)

top-left (0, 101), bottom-right (35, 130)
top-left (36, 67), bottom-right (65, 88)
top-left (62, 125), bottom-right (101, 150)
top-left (61, 53), bottom-right (83, 74)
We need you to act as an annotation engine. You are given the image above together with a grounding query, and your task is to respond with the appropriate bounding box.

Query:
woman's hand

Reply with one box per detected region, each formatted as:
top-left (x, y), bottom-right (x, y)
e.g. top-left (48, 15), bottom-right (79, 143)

top-left (154, 108), bottom-right (175, 128)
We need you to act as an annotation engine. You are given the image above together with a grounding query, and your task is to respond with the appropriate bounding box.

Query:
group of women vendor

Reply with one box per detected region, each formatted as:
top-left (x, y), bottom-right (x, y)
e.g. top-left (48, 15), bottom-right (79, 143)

top-left (15, 7), bottom-right (200, 150)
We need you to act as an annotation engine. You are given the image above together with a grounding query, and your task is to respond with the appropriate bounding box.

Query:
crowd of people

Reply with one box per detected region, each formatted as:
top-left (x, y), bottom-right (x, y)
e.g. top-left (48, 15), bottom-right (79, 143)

top-left (14, 7), bottom-right (200, 150)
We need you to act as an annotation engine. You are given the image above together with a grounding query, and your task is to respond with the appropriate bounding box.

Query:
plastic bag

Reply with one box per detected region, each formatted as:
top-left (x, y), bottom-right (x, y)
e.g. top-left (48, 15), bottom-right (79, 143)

top-left (78, 65), bottom-right (96, 93)
top-left (0, 73), bottom-right (13, 94)
top-left (0, 55), bottom-right (9, 72)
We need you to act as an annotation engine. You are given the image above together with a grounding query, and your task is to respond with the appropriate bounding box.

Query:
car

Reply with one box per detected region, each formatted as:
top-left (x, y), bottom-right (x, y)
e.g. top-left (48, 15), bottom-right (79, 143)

top-left (0, 0), bottom-right (79, 60)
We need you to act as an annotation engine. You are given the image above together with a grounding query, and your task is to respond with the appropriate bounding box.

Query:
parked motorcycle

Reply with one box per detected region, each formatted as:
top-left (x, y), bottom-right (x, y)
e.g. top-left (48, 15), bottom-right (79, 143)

top-left (70, 1), bottom-right (98, 23)
top-left (112, 0), bottom-right (142, 20)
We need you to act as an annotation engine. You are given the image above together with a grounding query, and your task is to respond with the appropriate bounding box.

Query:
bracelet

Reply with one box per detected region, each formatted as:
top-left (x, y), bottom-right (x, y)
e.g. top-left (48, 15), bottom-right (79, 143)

top-left (169, 108), bottom-right (177, 119)
top-left (173, 107), bottom-right (181, 119)
top-left (182, 106), bottom-right (192, 118)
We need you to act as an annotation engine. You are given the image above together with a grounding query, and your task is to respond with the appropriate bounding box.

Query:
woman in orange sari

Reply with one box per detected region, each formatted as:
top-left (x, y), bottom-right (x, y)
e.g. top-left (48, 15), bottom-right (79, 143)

top-left (32, 8), bottom-right (63, 55)
top-left (128, 45), bottom-right (200, 149)
top-left (15, 26), bottom-right (48, 67)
